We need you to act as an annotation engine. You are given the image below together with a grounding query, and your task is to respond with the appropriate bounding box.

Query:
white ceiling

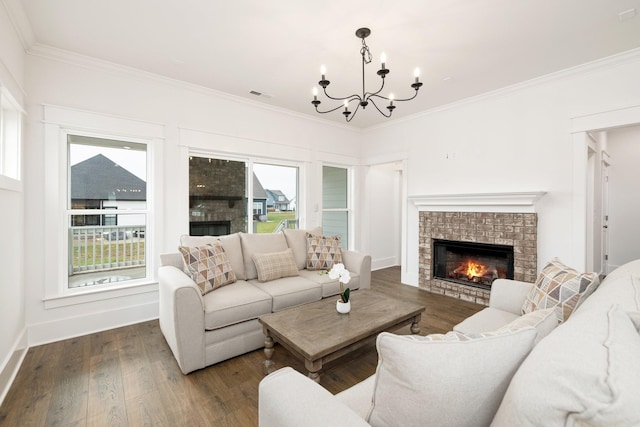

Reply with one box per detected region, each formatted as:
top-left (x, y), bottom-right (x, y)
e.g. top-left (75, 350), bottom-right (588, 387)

top-left (12, 0), bottom-right (640, 128)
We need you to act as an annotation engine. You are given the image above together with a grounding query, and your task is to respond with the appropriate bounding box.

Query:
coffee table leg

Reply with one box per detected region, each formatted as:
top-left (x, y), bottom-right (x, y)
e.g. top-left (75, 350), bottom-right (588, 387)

top-left (410, 314), bottom-right (422, 334)
top-left (305, 360), bottom-right (322, 383)
top-left (263, 334), bottom-right (275, 375)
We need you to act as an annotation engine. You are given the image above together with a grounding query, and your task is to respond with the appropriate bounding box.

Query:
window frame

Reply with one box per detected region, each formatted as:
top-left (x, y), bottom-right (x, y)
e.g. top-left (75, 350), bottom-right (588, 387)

top-left (43, 105), bottom-right (163, 309)
top-left (188, 150), bottom-right (304, 234)
top-left (0, 86), bottom-right (24, 191)
top-left (321, 163), bottom-right (353, 249)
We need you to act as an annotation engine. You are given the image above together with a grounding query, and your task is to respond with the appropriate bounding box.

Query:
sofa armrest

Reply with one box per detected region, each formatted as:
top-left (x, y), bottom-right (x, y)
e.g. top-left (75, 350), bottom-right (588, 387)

top-left (259, 367), bottom-right (370, 427)
top-left (158, 264), bottom-right (206, 374)
top-left (342, 249), bottom-right (372, 290)
top-left (489, 278), bottom-right (535, 315)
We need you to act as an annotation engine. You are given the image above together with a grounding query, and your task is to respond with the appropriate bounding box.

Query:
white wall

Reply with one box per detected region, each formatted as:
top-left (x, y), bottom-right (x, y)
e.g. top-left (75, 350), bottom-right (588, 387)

top-left (365, 162), bottom-right (402, 269)
top-left (0, 2), bottom-right (27, 403)
top-left (607, 125), bottom-right (640, 269)
top-left (361, 52), bottom-right (640, 285)
top-left (22, 47), bottom-right (362, 346)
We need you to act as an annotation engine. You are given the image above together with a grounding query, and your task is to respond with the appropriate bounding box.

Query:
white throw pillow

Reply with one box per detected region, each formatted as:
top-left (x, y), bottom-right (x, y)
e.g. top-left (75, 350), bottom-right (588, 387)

top-left (367, 328), bottom-right (537, 427)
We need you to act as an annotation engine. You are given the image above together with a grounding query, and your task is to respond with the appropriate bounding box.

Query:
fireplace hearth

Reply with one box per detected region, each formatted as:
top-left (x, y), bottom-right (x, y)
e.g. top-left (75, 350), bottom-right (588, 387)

top-left (433, 239), bottom-right (514, 290)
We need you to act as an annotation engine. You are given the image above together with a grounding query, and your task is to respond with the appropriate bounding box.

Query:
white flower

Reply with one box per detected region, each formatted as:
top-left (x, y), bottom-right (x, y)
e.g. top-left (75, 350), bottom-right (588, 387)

top-left (329, 263), bottom-right (351, 284)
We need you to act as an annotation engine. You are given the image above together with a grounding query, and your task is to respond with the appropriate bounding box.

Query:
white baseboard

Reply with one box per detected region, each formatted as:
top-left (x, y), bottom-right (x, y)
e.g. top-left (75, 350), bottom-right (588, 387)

top-left (371, 257), bottom-right (398, 271)
top-left (0, 329), bottom-right (28, 406)
top-left (27, 301), bottom-right (159, 347)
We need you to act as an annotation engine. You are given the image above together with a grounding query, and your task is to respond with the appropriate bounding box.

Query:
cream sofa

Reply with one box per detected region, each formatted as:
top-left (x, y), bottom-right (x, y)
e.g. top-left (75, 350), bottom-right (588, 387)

top-left (259, 259), bottom-right (640, 426)
top-left (158, 228), bottom-right (371, 374)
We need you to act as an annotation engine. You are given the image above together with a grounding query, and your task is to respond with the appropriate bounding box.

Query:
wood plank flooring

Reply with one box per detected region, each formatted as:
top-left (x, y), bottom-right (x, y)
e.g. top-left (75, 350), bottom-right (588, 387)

top-left (0, 267), bottom-right (482, 427)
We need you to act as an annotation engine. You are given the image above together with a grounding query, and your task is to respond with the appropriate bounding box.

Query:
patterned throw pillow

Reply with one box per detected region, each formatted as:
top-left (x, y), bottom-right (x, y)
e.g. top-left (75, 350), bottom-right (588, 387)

top-left (305, 233), bottom-right (342, 271)
top-left (252, 248), bottom-right (299, 282)
top-left (178, 242), bottom-right (236, 295)
top-left (521, 258), bottom-right (599, 323)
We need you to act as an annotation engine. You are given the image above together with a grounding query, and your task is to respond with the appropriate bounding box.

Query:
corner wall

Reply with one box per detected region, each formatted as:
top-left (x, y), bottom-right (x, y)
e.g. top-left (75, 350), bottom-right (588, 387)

top-left (0, 1), bottom-right (27, 404)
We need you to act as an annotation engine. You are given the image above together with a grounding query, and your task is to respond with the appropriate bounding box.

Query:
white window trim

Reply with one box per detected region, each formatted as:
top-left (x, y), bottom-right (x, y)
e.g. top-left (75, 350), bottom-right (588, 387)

top-left (42, 105), bottom-right (164, 308)
top-left (0, 85), bottom-right (24, 191)
top-left (321, 163), bottom-right (354, 250)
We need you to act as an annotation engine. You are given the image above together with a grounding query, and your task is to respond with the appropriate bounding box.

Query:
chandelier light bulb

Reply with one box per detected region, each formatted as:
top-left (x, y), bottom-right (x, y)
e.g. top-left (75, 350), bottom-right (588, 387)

top-left (389, 93), bottom-right (394, 106)
top-left (380, 52), bottom-right (387, 69)
top-left (344, 100), bottom-right (349, 110)
top-left (312, 87), bottom-right (318, 100)
top-left (320, 65), bottom-right (327, 79)
top-left (414, 67), bottom-right (421, 82)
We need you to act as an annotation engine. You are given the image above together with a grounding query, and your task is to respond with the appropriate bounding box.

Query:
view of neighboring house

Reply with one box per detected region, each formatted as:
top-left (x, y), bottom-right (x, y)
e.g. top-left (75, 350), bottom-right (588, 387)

top-left (70, 154), bottom-right (146, 227)
top-left (266, 189), bottom-right (290, 211)
top-left (252, 173), bottom-right (268, 216)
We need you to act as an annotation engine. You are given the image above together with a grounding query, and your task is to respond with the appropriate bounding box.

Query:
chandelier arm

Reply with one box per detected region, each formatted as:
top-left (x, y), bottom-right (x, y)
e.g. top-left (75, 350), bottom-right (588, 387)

top-left (363, 74), bottom-right (386, 100)
top-left (322, 87), bottom-right (362, 102)
top-left (314, 103), bottom-right (351, 114)
top-left (368, 98), bottom-right (392, 118)
top-left (387, 89), bottom-right (420, 103)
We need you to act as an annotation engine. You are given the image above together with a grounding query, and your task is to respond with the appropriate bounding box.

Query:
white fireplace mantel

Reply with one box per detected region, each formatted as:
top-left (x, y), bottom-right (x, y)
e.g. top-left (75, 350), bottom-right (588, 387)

top-left (408, 192), bottom-right (546, 213)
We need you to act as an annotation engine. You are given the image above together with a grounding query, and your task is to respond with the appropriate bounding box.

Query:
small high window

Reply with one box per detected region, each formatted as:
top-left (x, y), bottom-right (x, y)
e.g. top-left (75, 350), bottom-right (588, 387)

top-left (0, 87), bottom-right (22, 185)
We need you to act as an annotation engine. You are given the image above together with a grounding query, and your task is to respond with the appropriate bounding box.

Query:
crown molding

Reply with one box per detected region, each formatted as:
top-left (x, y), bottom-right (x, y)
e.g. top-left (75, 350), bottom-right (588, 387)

top-left (366, 47), bottom-right (640, 133)
top-left (1, 0), bottom-right (36, 50)
top-left (26, 43), bottom-right (361, 134)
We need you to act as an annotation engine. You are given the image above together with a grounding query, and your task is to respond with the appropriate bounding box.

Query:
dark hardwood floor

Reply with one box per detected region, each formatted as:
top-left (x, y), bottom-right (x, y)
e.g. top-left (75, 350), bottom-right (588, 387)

top-left (0, 267), bottom-right (482, 427)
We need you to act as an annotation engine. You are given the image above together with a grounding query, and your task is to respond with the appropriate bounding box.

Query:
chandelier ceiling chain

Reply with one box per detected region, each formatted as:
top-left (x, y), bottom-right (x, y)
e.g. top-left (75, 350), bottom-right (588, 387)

top-left (311, 27), bottom-right (422, 123)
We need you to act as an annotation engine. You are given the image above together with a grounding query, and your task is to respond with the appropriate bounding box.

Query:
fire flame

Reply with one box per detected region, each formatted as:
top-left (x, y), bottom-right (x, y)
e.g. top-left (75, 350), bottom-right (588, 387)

top-left (465, 260), bottom-right (487, 278)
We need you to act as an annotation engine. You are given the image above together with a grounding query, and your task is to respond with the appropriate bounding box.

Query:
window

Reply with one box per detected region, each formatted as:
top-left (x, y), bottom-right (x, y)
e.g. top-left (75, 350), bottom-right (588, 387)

top-left (67, 135), bottom-right (148, 288)
top-left (322, 165), bottom-right (350, 248)
top-left (0, 87), bottom-right (22, 184)
top-left (188, 156), bottom-right (299, 235)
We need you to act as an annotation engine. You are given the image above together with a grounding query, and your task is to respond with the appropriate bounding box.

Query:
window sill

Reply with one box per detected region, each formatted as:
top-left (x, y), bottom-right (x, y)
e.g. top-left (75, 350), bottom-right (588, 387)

top-left (0, 175), bottom-right (22, 192)
top-left (43, 280), bottom-right (158, 309)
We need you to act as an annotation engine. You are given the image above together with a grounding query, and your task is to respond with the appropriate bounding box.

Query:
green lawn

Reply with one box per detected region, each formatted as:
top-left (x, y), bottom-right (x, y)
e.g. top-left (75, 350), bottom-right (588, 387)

top-left (256, 211), bottom-right (297, 233)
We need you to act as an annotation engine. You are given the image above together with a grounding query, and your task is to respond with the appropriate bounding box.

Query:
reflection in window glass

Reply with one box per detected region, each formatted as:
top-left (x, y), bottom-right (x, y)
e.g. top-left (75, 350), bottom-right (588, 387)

top-left (189, 157), bottom-right (247, 235)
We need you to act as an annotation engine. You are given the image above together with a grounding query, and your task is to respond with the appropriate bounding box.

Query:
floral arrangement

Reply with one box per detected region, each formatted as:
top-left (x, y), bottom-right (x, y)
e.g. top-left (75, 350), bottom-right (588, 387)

top-left (328, 263), bottom-right (351, 303)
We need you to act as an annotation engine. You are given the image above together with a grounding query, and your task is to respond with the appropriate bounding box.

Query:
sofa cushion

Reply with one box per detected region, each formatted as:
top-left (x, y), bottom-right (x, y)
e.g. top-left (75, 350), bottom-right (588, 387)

top-left (368, 328), bottom-right (536, 427)
top-left (497, 307), bottom-right (558, 344)
top-left (521, 258), bottom-right (599, 323)
top-left (240, 233), bottom-right (289, 280)
top-left (306, 233), bottom-right (342, 271)
top-left (250, 276), bottom-right (322, 312)
top-left (202, 281), bottom-right (272, 330)
top-left (492, 304), bottom-right (640, 426)
top-left (453, 307), bottom-right (521, 335)
top-left (297, 269), bottom-right (360, 298)
top-left (283, 227), bottom-right (322, 270)
top-left (180, 233), bottom-right (246, 280)
top-left (252, 248), bottom-right (299, 282)
top-left (178, 243), bottom-right (236, 295)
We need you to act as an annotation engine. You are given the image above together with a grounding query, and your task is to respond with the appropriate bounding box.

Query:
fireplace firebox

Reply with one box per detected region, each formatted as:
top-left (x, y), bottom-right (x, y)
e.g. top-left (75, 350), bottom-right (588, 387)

top-left (433, 239), bottom-right (514, 290)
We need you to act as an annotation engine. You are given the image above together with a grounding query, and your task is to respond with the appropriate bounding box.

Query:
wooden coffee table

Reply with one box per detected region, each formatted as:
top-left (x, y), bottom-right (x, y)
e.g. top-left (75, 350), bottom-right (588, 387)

top-left (258, 290), bottom-right (425, 382)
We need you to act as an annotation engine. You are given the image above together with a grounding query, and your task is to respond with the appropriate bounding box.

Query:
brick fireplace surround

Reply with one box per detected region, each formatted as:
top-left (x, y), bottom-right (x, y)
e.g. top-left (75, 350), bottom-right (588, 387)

top-left (419, 211), bottom-right (538, 306)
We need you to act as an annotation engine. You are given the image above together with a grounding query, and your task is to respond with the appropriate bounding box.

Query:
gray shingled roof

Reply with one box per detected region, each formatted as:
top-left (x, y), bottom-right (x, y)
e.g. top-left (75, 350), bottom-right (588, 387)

top-left (71, 154), bottom-right (146, 201)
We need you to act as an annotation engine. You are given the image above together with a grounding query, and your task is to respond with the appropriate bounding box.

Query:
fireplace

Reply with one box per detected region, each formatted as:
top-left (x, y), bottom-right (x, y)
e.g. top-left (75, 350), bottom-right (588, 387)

top-left (418, 210), bottom-right (539, 305)
top-left (189, 220), bottom-right (231, 236)
top-left (433, 239), bottom-right (514, 290)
